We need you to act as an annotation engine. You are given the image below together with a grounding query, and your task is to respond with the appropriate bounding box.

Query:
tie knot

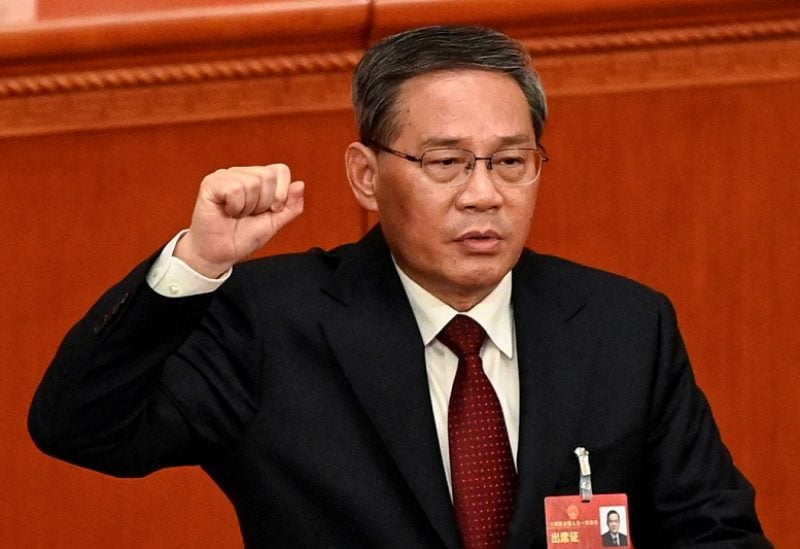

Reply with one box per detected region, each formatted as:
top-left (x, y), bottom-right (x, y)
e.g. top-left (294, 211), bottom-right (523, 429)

top-left (437, 315), bottom-right (486, 358)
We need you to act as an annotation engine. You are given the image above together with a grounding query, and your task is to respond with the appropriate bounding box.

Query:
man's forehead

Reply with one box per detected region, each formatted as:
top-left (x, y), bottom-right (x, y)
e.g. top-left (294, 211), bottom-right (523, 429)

top-left (390, 70), bottom-right (534, 146)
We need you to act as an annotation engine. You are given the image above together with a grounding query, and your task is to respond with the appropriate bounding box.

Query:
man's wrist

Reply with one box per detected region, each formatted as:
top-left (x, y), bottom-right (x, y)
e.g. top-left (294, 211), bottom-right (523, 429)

top-left (173, 232), bottom-right (232, 279)
top-left (147, 230), bottom-right (232, 297)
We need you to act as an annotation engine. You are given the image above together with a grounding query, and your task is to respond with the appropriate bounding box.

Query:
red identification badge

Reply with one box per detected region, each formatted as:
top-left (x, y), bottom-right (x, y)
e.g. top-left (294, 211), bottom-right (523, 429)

top-left (544, 493), bottom-right (632, 548)
top-left (544, 448), bottom-right (633, 547)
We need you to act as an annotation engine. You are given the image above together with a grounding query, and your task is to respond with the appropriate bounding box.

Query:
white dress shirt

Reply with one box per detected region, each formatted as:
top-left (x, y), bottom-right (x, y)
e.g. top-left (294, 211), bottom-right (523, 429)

top-left (147, 232), bottom-right (521, 494)
top-left (394, 266), bottom-right (519, 495)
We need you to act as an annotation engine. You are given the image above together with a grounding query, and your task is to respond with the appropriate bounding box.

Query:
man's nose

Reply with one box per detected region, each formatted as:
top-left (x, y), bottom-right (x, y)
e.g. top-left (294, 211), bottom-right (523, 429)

top-left (456, 161), bottom-right (503, 210)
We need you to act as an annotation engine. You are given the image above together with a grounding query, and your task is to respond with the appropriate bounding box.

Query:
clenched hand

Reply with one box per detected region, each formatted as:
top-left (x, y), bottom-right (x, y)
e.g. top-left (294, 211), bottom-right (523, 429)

top-left (174, 164), bottom-right (305, 277)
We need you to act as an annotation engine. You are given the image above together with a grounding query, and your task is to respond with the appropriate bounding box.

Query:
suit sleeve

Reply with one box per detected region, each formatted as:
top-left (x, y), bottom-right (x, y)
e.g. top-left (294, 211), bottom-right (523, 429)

top-left (645, 294), bottom-right (771, 547)
top-left (28, 256), bottom-right (262, 477)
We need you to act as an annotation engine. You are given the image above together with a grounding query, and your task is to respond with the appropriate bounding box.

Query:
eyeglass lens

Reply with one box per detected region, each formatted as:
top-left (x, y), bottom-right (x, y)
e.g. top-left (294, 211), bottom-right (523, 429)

top-left (420, 148), bottom-right (542, 185)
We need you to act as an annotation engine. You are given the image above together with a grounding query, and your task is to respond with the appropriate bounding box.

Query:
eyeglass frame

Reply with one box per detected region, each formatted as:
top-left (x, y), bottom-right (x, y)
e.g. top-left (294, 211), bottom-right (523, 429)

top-left (369, 142), bottom-right (549, 186)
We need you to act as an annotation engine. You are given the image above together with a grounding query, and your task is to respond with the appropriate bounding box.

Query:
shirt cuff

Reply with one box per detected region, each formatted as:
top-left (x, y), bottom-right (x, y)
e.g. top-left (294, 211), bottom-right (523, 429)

top-left (147, 230), bottom-right (232, 298)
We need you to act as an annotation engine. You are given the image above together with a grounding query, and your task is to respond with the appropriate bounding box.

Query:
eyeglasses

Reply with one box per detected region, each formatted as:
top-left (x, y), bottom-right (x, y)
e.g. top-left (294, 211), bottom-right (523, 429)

top-left (372, 142), bottom-right (548, 186)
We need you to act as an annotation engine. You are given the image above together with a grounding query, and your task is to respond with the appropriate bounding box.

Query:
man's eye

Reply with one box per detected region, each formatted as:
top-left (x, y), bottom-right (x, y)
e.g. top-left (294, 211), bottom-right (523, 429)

top-left (425, 155), bottom-right (467, 169)
top-left (430, 157), bottom-right (460, 167)
top-left (496, 155), bottom-right (525, 166)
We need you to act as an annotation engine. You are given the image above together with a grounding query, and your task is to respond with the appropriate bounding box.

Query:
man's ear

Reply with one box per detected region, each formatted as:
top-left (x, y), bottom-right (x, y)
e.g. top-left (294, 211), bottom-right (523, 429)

top-left (345, 142), bottom-right (379, 212)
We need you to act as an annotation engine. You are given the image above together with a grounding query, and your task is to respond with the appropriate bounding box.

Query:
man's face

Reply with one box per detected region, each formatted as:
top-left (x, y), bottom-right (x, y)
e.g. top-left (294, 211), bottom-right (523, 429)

top-left (370, 69), bottom-right (540, 310)
top-left (607, 512), bottom-right (621, 533)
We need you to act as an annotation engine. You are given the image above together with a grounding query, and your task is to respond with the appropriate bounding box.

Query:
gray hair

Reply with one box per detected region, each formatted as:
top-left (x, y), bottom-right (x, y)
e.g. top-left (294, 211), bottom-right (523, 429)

top-left (352, 25), bottom-right (548, 148)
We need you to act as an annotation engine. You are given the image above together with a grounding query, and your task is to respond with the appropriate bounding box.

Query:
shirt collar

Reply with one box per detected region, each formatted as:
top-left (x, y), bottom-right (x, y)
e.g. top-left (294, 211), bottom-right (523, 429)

top-left (393, 260), bottom-right (514, 358)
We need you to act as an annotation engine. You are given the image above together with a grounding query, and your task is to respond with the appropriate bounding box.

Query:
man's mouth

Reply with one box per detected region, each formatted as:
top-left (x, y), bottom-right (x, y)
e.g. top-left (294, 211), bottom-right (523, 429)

top-left (455, 230), bottom-right (503, 252)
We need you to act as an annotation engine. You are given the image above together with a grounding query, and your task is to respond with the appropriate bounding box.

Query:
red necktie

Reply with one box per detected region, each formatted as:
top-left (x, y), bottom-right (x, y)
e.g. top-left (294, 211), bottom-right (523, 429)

top-left (438, 314), bottom-right (518, 549)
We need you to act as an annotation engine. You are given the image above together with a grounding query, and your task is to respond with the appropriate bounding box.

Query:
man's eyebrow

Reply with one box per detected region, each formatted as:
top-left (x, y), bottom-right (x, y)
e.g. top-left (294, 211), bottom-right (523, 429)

top-left (496, 134), bottom-right (535, 146)
top-left (419, 136), bottom-right (463, 149)
top-left (419, 134), bottom-right (534, 149)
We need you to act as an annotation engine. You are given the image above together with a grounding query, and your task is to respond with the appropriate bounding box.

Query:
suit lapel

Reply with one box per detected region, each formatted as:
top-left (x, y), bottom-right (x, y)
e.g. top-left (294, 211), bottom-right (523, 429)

top-left (507, 252), bottom-right (598, 548)
top-left (320, 227), bottom-right (461, 549)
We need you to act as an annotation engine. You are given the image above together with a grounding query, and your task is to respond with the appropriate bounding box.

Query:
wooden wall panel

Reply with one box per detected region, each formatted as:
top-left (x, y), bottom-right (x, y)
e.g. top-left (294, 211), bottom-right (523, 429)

top-left (36, 0), bottom-right (263, 20)
top-left (2, 1), bottom-right (798, 546)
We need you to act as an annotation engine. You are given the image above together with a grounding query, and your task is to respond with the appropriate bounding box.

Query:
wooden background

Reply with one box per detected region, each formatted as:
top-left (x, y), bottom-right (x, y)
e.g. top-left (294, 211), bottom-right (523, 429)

top-left (2, 0), bottom-right (798, 546)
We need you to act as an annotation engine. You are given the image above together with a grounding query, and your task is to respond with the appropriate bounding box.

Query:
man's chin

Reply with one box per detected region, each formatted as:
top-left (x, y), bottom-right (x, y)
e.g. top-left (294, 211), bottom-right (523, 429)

top-left (447, 267), bottom-right (507, 294)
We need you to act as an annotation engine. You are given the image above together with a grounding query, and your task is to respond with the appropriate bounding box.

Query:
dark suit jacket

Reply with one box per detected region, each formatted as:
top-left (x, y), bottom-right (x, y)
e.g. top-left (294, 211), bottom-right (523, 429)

top-left (602, 530), bottom-right (628, 546)
top-left (29, 226), bottom-right (770, 548)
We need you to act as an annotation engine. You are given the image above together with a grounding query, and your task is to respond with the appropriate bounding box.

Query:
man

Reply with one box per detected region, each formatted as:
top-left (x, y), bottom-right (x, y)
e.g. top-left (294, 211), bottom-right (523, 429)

top-left (601, 510), bottom-right (628, 546)
top-left (30, 25), bottom-right (770, 548)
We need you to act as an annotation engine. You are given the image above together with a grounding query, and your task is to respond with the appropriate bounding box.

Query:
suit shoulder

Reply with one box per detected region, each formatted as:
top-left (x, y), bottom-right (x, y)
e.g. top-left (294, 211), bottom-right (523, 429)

top-left (521, 251), bottom-right (672, 310)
